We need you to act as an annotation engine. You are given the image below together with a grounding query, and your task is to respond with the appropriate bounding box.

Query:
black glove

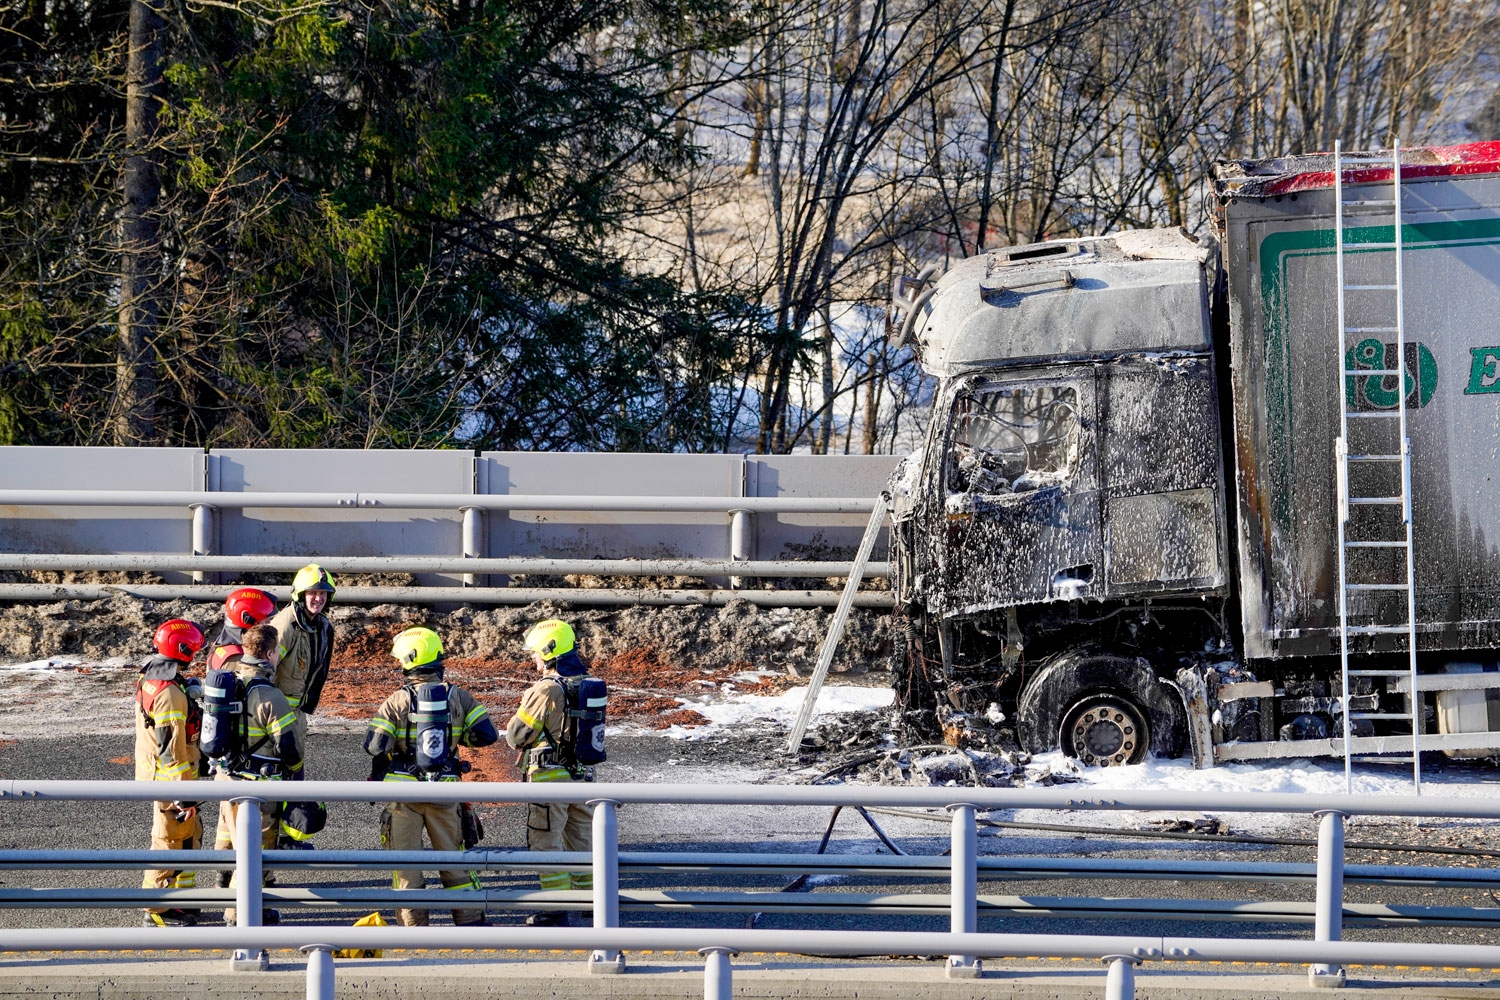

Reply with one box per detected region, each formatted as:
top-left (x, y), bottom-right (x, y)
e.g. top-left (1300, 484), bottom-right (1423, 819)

top-left (459, 803), bottom-right (484, 849)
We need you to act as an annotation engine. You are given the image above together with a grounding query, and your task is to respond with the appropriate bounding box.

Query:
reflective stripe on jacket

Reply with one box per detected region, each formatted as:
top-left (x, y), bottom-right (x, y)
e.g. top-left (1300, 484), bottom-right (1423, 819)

top-left (134, 664), bottom-right (202, 783)
top-left (362, 678), bottom-right (498, 780)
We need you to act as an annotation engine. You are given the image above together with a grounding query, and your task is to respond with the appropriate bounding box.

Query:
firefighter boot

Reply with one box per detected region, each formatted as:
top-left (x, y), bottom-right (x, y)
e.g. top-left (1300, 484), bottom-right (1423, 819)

top-left (143, 909), bottom-right (198, 927)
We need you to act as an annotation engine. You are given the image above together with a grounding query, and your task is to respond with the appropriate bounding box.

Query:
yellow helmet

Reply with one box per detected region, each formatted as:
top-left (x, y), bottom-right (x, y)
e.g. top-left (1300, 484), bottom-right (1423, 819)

top-left (291, 563), bottom-right (337, 598)
top-left (391, 627), bottom-right (443, 671)
top-left (524, 619), bottom-right (574, 660)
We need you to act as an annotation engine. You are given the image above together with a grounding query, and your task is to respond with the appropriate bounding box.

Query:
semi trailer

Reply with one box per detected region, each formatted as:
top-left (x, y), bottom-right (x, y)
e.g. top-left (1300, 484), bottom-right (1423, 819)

top-left (885, 141), bottom-right (1500, 767)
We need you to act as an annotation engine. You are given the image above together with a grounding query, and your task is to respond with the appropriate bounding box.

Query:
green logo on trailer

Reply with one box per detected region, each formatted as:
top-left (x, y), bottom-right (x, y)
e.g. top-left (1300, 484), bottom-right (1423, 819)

top-left (1465, 347), bottom-right (1500, 394)
top-left (1344, 338), bottom-right (1437, 408)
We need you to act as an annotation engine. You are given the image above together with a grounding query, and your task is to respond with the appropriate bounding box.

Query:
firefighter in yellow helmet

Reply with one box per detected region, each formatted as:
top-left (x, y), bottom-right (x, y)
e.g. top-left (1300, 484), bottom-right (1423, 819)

top-left (505, 618), bottom-right (605, 927)
top-left (364, 627), bottom-right (498, 927)
top-left (268, 564), bottom-right (337, 731)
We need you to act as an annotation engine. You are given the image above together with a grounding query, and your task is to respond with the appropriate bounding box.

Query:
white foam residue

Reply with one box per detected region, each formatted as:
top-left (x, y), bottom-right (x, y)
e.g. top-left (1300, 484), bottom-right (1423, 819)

top-left (0, 657), bottom-right (90, 673)
top-left (889, 448), bottom-right (924, 497)
top-left (1017, 751), bottom-right (1500, 834)
top-left (660, 684), bottom-right (894, 740)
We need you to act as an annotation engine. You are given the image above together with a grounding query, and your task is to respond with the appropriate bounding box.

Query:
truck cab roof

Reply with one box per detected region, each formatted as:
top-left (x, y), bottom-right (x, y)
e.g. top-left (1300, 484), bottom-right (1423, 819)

top-left (907, 228), bottom-right (1216, 377)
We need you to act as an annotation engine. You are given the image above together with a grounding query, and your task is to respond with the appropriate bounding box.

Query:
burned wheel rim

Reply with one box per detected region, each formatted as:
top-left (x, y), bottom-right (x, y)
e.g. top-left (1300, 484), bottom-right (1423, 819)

top-left (1062, 695), bottom-right (1149, 766)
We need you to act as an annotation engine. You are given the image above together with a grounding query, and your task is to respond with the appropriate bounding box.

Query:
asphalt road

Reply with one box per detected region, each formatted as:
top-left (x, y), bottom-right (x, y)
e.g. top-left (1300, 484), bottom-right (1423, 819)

top-left (3, 728), bottom-right (1499, 950)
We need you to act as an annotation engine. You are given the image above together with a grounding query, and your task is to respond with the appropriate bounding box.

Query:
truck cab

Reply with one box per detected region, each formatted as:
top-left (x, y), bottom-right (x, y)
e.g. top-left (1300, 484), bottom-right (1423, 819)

top-left (889, 229), bottom-right (1228, 764)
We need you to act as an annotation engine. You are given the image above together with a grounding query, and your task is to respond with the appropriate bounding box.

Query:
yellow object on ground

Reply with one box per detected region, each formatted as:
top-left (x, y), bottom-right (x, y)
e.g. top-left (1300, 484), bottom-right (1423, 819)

top-left (333, 911), bottom-right (388, 958)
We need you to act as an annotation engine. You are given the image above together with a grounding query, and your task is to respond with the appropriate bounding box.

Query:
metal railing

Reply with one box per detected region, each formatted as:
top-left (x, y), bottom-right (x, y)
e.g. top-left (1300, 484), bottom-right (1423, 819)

top-left (0, 490), bottom-right (892, 606)
top-left (7, 779), bottom-right (1500, 998)
top-left (0, 490), bottom-right (880, 512)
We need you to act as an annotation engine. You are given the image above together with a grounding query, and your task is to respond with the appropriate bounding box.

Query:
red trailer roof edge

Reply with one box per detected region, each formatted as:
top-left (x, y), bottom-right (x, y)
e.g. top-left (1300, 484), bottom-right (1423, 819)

top-left (1235, 141), bottom-right (1500, 196)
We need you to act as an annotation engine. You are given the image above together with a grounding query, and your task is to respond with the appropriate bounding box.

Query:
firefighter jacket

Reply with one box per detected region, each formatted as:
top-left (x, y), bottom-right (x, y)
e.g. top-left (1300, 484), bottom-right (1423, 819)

top-left (230, 656), bottom-right (304, 780)
top-left (363, 672), bottom-right (498, 782)
top-left (505, 651), bottom-right (591, 780)
top-left (268, 602), bottom-right (333, 715)
top-left (134, 655), bottom-right (202, 784)
top-left (205, 621), bottom-right (246, 673)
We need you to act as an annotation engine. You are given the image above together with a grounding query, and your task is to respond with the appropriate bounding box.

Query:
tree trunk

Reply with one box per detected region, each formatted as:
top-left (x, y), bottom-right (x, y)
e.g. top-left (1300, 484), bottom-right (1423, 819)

top-left (816, 302), bottom-right (834, 454)
top-left (861, 352), bottom-right (879, 453)
top-left (1229, 0), bottom-right (1251, 156)
top-left (974, 0), bottom-right (1016, 255)
top-left (116, 0), bottom-right (165, 445)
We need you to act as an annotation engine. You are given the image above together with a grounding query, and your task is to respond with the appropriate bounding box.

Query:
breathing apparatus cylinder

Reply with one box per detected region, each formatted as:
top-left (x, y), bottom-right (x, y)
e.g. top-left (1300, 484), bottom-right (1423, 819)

top-left (200, 668), bottom-right (244, 761)
top-left (412, 682), bottom-right (451, 777)
top-left (570, 676), bottom-right (608, 766)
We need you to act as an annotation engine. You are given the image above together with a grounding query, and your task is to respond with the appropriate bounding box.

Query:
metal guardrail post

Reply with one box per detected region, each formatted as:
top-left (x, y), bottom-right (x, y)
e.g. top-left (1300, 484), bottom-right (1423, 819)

top-left (231, 798), bottom-right (268, 972)
top-left (301, 944), bottom-right (334, 1000)
top-left (701, 947), bottom-right (734, 1000)
top-left (946, 803), bottom-right (981, 978)
top-left (1104, 955), bottom-right (1138, 1000)
top-left (588, 799), bottom-right (625, 973)
top-left (729, 509), bottom-right (753, 590)
top-left (1309, 810), bottom-right (1347, 988)
top-left (189, 503), bottom-right (216, 584)
top-left (460, 506), bottom-right (484, 588)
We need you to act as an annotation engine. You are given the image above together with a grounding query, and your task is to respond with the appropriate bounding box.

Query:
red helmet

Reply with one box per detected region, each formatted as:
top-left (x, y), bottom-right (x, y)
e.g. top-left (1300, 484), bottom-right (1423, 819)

top-left (224, 588), bottom-right (277, 629)
top-left (153, 619), bottom-right (206, 663)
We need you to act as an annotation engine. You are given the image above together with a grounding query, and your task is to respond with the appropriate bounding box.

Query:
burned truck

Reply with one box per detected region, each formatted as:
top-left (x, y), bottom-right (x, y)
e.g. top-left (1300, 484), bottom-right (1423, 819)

top-left (886, 142), bottom-right (1500, 766)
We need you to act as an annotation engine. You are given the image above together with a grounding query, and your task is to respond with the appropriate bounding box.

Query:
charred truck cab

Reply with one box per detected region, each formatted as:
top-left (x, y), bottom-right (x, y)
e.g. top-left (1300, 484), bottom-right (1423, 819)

top-left (889, 230), bottom-right (1228, 765)
top-left (889, 142), bottom-right (1500, 768)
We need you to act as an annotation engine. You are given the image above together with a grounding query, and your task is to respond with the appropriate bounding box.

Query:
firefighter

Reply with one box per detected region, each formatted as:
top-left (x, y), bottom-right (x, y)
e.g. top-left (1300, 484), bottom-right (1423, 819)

top-left (205, 587), bottom-right (278, 872)
top-left (266, 564), bottom-right (336, 845)
top-left (364, 626), bottom-right (498, 927)
top-left (268, 564), bottom-right (336, 759)
top-left (505, 618), bottom-right (598, 928)
top-left (216, 623), bottom-right (303, 926)
top-left (206, 587), bottom-right (277, 672)
top-left (135, 618), bottom-right (206, 927)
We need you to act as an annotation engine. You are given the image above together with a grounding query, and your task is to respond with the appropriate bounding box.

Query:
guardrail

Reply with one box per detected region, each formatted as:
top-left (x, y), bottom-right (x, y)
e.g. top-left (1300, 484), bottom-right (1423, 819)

top-left (7, 779), bottom-right (1500, 997)
top-left (0, 491), bottom-right (893, 606)
top-left (0, 490), bottom-right (880, 512)
top-left (12, 926), bottom-right (1500, 1000)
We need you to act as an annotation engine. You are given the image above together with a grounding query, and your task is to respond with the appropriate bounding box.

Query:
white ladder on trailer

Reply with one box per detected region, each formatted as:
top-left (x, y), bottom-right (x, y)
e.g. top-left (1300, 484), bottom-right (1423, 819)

top-left (1333, 140), bottom-right (1421, 794)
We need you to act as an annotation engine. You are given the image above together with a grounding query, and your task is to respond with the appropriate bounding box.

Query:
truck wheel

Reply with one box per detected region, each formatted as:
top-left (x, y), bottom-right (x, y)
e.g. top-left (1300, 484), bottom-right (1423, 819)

top-left (1016, 652), bottom-right (1186, 764)
top-left (1061, 694), bottom-right (1149, 766)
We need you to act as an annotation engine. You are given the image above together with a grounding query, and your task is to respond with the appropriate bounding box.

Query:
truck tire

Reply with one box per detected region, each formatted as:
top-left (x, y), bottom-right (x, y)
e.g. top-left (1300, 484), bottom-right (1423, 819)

top-left (1016, 652), bottom-right (1186, 764)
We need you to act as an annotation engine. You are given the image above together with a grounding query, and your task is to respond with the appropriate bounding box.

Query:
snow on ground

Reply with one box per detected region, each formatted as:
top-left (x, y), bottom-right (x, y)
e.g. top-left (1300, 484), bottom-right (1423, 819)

top-left (1012, 750), bottom-right (1500, 836)
top-left (6, 656), bottom-right (1500, 840)
top-left (659, 683), bottom-right (895, 739)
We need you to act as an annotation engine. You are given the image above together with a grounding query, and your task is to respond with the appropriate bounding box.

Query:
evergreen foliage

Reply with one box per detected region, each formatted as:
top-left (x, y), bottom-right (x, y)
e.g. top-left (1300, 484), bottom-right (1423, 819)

top-left (1, 0), bottom-right (754, 449)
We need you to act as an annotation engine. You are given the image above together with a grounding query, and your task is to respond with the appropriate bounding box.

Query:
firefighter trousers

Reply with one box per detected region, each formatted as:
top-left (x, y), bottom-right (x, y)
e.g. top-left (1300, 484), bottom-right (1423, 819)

top-left (144, 801), bottom-right (202, 913)
top-left (525, 768), bottom-right (593, 892)
top-left (217, 774), bottom-right (280, 924)
top-left (381, 801), bottom-right (483, 926)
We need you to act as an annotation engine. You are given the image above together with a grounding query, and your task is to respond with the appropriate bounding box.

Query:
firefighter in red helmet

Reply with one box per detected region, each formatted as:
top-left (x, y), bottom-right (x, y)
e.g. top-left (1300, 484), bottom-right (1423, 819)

top-left (207, 588), bottom-right (277, 672)
top-left (135, 619), bottom-right (206, 926)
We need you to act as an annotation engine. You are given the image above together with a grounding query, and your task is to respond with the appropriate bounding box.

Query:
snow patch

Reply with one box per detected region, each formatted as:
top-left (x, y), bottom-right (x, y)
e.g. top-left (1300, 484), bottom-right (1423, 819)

top-left (659, 684), bottom-right (895, 740)
top-left (0, 657), bottom-right (96, 673)
top-left (1014, 751), bottom-right (1500, 834)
